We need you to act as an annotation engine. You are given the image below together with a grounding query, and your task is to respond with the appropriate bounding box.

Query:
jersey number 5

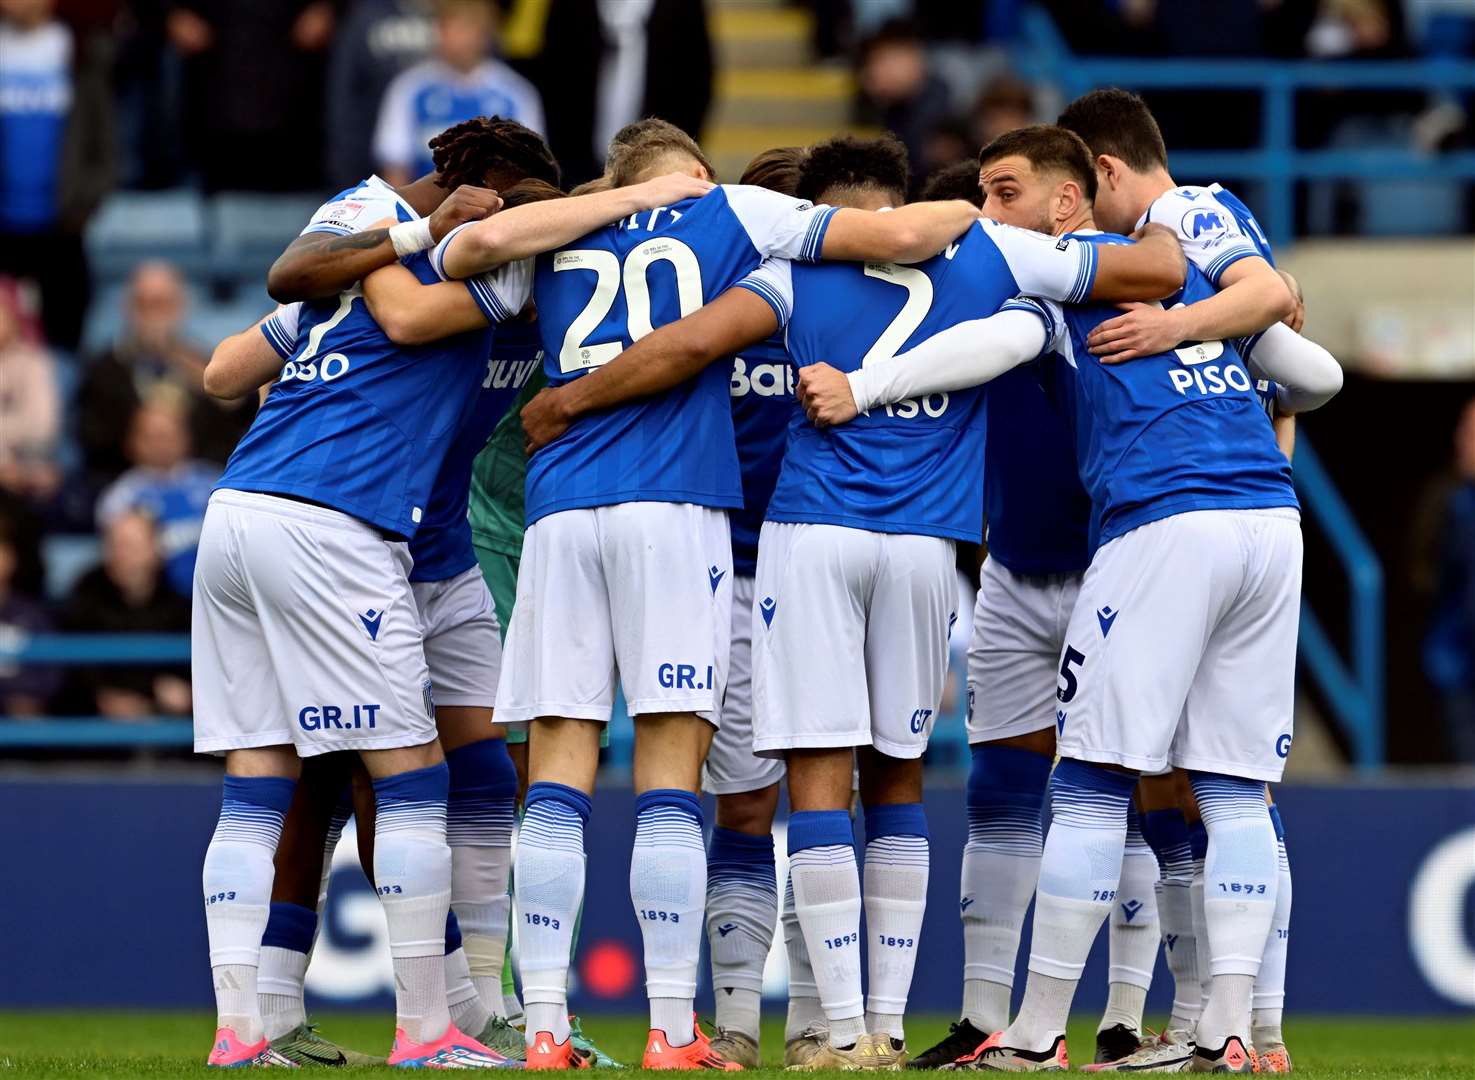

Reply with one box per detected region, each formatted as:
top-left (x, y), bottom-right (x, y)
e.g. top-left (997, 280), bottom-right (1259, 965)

top-left (553, 238), bottom-right (705, 374)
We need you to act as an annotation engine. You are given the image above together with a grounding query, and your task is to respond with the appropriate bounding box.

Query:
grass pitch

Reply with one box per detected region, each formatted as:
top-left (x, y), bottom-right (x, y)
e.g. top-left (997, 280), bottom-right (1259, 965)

top-left (0, 1012), bottom-right (1470, 1078)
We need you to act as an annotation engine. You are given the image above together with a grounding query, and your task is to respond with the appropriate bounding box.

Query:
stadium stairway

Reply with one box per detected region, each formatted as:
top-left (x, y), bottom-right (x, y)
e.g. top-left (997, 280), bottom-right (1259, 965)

top-left (706, 0), bottom-right (865, 181)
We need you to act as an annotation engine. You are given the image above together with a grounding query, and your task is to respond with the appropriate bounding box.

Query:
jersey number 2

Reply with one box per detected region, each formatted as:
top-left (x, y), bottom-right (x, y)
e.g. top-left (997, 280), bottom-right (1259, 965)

top-left (553, 239), bottom-right (704, 374)
top-left (859, 262), bottom-right (948, 419)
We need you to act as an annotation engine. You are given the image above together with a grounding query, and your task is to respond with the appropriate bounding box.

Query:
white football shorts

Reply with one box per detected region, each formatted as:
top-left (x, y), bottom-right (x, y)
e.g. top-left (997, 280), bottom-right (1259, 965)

top-left (495, 502), bottom-right (733, 724)
top-left (704, 573), bottom-right (786, 794)
top-left (1054, 508), bottom-right (1302, 782)
top-left (192, 490), bottom-right (437, 757)
top-left (413, 566), bottom-right (502, 710)
top-left (966, 558), bottom-right (1082, 744)
top-left (751, 522), bottom-right (956, 759)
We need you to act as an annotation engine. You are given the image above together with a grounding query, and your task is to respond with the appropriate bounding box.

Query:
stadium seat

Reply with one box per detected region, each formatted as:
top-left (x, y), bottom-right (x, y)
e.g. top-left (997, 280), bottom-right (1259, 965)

top-left (85, 189), bottom-right (209, 285)
top-left (43, 534), bottom-right (102, 601)
top-left (208, 192), bottom-right (325, 294)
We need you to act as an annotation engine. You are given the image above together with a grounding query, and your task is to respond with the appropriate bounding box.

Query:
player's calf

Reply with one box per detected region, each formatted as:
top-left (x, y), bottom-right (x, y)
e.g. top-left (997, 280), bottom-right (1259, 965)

top-left (705, 818), bottom-right (778, 1058)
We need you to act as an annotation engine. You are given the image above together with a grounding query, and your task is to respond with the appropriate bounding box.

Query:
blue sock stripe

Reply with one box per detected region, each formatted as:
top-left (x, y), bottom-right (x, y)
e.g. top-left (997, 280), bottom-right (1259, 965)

top-left (447, 792), bottom-right (517, 847)
top-left (866, 833), bottom-right (929, 869)
top-left (1267, 802), bottom-right (1286, 843)
top-left (213, 776), bottom-right (295, 847)
top-left (445, 909), bottom-right (463, 955)
top-left (520, 785), bottom-right (588, 854)
top-left (446, 738), bottom-right (519, 798)
top-left (787, 809), bottom-right (854, 855)
top-left (1277, 837), bottom-right (1289, 871)
top-left (1140, 808), bottom-right (1195, 877)
top-left (788, 843), bottom-right (855, 867)
top-left (1188, 821), bottom-right (1209, 861)
top-left (261, 901), bottom-right (317, 954)
top-left (1189, 772), bottom-right (1270, 824)
top-left (222, 775), bottom-right (297, 814)
top-left (524, 781), bottom-right (593, 822)
top-left (708, 827), bottom-right (778, 892)
top-left (864, 801), bottom-right (929, 840)
top-left (374, 763), bottom-right (450, 805)
top-left (324, 790), bottom-right (353, 852)
top-left (965, 801), bottom-right (1044, 857)
top-left (634, 806), bottom-right (705, 851)
top-left (967, 744), bottom-right (1053, 798)
top-left (1049, 760), bottom-right (1137, 829)
top-left (1124, 804), bottom-right (1152, 853)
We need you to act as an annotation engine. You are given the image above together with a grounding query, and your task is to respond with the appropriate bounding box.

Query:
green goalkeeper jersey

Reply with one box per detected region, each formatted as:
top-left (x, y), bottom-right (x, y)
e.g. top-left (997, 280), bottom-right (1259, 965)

top-left (469, 366), bottom-right (546, 556)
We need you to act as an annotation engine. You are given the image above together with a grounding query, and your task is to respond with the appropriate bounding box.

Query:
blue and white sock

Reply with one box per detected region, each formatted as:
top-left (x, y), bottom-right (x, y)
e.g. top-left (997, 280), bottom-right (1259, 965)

top-left (516, 782), bottom-right (589, 1046)
top-left (203, 775), bottom-right (296, 1043)
top-left (960, 745), bottom-right (1050, 1033)
top-left (1189, 817), bottom-right (1212, 1013)
top-left (863, 802), bottom-right (929, 1042)
top-left (258, 902), bottom-right (315, 1040)
top-left (1140, 806), bottom-right (1201, 1034)
top-left (1004, 760), bottom-right (1137, 1053)
top-left (447, 739), bottom-right (518, 1013)
top-left (788, 810), bottom-right (865, 1049)
top-left (631, 789), bottom-right (706, 1046)
top-left (1253, 804), bottom-right (1292, 1046)
top-left (1190, 773), bottom-right (1279, 1050)
top-left (374, 764), bottom-right (453, 1044)
top-left (445, 909), bottom-right (492, 1036)
top-left (1102, 805), bottom-right (1160, 1035)
top-left (783, 875), bottom-right (825, 1041)
top-left (706, 826), bottom-right (777, 1042)
top-left (317, 790), bottom-right (353, 917)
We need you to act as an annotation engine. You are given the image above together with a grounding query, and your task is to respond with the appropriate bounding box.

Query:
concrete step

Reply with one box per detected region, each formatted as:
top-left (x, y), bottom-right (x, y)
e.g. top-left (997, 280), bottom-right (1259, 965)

top-left (711, 4), bottom-right (812, 68)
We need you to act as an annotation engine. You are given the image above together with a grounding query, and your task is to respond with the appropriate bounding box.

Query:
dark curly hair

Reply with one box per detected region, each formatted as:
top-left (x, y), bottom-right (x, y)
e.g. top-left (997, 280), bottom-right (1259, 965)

top-left (920, 159), bottom-right (982, 207)
top-left (796, 134), bottom-right (909, 206)
top-left (429, 116), bottom-right (562, 192)
top-left (1057, 88), bottom-right (1167, 172)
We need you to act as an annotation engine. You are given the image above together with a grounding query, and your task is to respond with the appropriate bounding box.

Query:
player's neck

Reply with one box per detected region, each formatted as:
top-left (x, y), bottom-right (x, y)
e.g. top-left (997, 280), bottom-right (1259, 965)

top-left (398, 174), bottom-right (447, 218)
top-left (1135, 168), bottom-right (1178, 220)
top-left (1055, 209), bottom-right (1095, 237)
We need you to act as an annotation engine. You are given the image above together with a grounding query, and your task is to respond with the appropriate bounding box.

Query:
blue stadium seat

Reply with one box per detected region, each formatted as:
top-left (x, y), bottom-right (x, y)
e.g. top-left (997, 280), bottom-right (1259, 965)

top-left (43, 534), bottom-right (102, 601)
top-left (208, 192), bottom-right (324, 292)
top-left (85, 190), bottom-right (209, 285)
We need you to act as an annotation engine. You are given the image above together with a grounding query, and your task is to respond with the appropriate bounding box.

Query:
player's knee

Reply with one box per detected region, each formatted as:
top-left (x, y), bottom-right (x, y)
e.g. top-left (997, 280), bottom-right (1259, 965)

top-left (436, 705), bottom-right (496, 752)
top-left (786, 747), bottom-right (854, 811)
top-left (858, 749), bottom-right (923, 806)
top-left (715, 784), bottom-right (781, 834)
top-left (967, 742), bottom-right (1054, 810)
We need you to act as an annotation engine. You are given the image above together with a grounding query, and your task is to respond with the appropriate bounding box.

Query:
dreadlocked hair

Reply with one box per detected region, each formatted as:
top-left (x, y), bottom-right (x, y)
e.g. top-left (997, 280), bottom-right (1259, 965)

top-left (430, 115), bottom-right (561, 192)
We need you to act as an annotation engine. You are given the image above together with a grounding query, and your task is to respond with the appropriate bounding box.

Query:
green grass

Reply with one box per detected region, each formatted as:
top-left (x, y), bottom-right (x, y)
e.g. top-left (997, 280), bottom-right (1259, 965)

top-left (0, 1012), bottom-right (1470, 1078)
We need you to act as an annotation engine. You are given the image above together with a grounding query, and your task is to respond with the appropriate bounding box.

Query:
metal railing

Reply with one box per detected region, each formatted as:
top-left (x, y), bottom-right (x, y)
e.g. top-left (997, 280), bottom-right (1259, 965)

top-left (1014, 6), bottom-right (1475, 245)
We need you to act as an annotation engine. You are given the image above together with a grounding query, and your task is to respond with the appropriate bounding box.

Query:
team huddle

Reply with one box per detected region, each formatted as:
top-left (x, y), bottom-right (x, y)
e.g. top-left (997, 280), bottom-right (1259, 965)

top-left (191, 88), bottom-right (1341, 1073)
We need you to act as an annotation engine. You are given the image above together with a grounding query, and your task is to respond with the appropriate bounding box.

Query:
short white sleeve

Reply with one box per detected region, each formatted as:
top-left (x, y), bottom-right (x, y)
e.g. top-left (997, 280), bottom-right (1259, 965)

top-left (1141, 187), bottom-right (1262, 285)
top-left (465, 258), bottom-right (534, 324)
top-left (722, 184), bottom-right (840, 263)
top-left (732, 257), bottom-right (793, 327)
top-left (260, 303), bottom-right (301, 358)
top-left (977, 218), bottom-right (1097, 304)
top-left (301, 186), bottom-right (404, 237)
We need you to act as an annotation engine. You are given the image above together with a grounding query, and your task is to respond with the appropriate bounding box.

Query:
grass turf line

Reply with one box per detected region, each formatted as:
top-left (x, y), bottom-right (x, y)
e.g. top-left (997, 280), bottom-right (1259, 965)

top-left (0, 1013), bottom-right (1471, 1077)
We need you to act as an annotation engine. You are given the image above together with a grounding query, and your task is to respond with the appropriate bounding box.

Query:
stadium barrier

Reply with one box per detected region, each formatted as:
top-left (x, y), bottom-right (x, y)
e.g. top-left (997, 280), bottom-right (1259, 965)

top-left (5, 776), bottom-right (1471, 1015)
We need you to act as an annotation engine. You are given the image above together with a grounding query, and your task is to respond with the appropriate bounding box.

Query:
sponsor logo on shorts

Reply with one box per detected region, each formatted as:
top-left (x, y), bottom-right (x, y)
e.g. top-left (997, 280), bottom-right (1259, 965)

top-left (1121, 899), bottom-right (1144, 922)
top-left (1096, 605), bottom-right (1118, 638)
top-left (1276, 732), bottom-right (1292, 758)
top-left (658, 663), bottom-right (714, 691)
top-left (759, 596), bottom-right (776, 627)
top-left (1165, 933), bottom-right (1179, 951)
top-left (966, 685), bottom-right (975, 722)
top-left (909, 708), bottom-right (933, 734)
top-left (299, 704), bottom-right (381, 730)
top-left (959, 895), bottom-right (975, 912)
top-left (359, 608), bottom-right (384, 641)
top-left (708, 565), bottom-right (726, 594)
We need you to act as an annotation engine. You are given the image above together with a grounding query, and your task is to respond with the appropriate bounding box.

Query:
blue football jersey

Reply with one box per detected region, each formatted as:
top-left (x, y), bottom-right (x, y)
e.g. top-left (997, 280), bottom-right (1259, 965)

top-left (521, 184), bottom-right (840, 525)
top-left (729, 333), bottom-right (794, 578)
top-left (982, 367), bottom-right (1093, 576)
top-left (409, 318), bottom-right (544, 582)
top-left (1026, 232), bottom-right (1298, 546)
top-left (751, 217), bottom-right (1099, 543)
top-left (233, 246), bottom-right (530, 539)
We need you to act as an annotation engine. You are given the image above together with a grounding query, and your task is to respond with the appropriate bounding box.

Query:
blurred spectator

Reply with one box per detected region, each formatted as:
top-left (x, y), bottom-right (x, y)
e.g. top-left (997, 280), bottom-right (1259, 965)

top-left (168, 0), bottom-right (334, 192)
top-left (1422, 399), bottom-right (1475, 763)
top-left (113, 0), bottom-right (188, 189)
top-left (855, 19), bottom-right (953, 181)
top-left (0, 0), bottom-right (113, 350)
top-left (971, 73), bottom-right (1036, 145)
top-left (75, 262), bottom-right (250, 490)
top-left (96, 399), bottom-right (218, 597)
top-left (0, 513), bottom-right (57, 716)
top-left (373, 0), bottom-right (543, 187)
top-left (533, 0), bottom-right (712, 186)
top-left (325, 0), bottom-right (436, 188)
top-left (0, 283), bottom-right (61, 505)
top-left (57, 509), bottom-right (191, 719)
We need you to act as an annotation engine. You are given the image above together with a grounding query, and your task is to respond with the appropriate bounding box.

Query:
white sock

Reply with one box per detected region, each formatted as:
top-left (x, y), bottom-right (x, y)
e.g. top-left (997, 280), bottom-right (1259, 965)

top-left (447, 740), bottom-right (517, 1017)
top-left (1102, 811), bottom-right (1160, 1033)
top-left (961, 979), bottom-right (1011, 1036)
top-left (706, 827), bottom-right (777, 1041)
top-left (1004, 761), bottom-right (1135, 1053)
top-left (1190, 774), bottom-right (1279, 1050)
top-left (258, 946), bottom-right (308, 1040)
top-left (516, 783), bottom-right (589, 1046)
top-left (862, 805), bottom-right (930, 1043)
top-left (447, 944), bottom-right (492, 1036)
top-left (788, 811), bottom-right (864, 1048)
top-left (1191, 858), bottom-right (1211, 1013)
top-left (1139, 808), bottom-right (1200, 1034)
top-left (1252, 820), bottom-right (1292, 1047)
top-left (783, 876), bottom-right (825, 1041)
top-left (631, 790), bottom-right (706, 1046)
top-left (373, 766), bottom-right (453, 1045)
top-left (203, 776), bottom-right (295, 1044)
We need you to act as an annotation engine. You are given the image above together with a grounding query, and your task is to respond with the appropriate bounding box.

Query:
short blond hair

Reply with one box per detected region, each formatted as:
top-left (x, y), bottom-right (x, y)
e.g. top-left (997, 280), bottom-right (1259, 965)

top-left (606, 118), bottom-right (715, 187)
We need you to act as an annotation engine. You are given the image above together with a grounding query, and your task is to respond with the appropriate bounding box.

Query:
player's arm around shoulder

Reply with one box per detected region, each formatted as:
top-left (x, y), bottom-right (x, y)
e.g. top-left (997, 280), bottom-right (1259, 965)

top-left (360, 262), bottom-right (492, 346)
top-left (819, 199), bottom-right (979, 264)
top-left (203, 307), bottom-right (297, 400)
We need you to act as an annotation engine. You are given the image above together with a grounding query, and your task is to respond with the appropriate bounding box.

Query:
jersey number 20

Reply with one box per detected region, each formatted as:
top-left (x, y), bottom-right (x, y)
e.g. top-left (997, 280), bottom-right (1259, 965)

top-left (552, 238), bottom-right (704, 374)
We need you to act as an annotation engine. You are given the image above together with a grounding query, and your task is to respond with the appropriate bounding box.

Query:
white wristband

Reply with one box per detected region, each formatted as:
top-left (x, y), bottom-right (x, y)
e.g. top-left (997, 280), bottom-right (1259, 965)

top-left (389, 219), bottom-right (434, 258)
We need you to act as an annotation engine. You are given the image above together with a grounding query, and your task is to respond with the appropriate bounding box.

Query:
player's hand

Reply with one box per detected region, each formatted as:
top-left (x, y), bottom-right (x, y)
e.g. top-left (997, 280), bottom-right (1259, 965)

top-left (798, 363), bottom-right (859, 427)
top-left (1087, 302), bottom-right (1187, 364)
top-left (428, 185), bottom-right (503, 243)
top-left (1278, 269), bottom-right (1305, 333)
top-left (631, 172), bottom-right (716, 210)
top-left (521, 387), bottom-right (572, 455)
top-left (1130, 220), bottom-right (1188, 279)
